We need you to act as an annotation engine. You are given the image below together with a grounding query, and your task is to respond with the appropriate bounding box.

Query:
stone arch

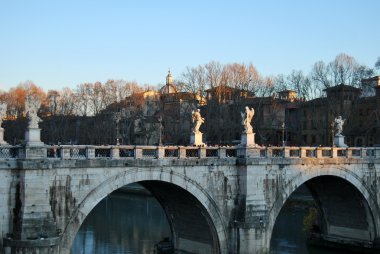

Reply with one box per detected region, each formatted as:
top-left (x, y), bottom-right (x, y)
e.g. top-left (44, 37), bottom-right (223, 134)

top-left (60, 167), bottom-right (228, 253)
top-left (268, 167), bottom-right (379, 244)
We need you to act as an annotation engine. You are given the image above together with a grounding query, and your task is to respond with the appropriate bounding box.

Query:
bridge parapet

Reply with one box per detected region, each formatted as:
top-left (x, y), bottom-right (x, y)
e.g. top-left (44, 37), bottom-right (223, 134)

top-left (0, 144), bottom-right (379, 161)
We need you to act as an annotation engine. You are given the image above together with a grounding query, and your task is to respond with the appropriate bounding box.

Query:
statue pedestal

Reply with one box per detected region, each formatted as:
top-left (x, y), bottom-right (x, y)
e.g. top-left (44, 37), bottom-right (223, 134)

top-left (0, 127), bottom-right (7, 145)
top-left (190, 132), bottom-right (204, 146)
top-left (25, 128), bottom-right (44, 147)
top-left (334, 135), bottom-right (348, 148)
top-left (240, 132), bottom-right (255, 146)
top-left (19, 128), bottom-right (46, 159)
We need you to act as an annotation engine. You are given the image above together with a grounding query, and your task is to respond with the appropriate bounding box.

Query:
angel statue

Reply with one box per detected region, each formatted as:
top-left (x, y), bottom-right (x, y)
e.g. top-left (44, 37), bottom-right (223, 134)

top-left (192, 109), bottom-right (204, 133)
top-left (241, 106), bottom-right (255, 133)
top-left (334, 116), bottom-right (345, 136)
top-left (25, 95), bottom-right (42, 129)
top-left (0, 102), bottom-right (7, 127)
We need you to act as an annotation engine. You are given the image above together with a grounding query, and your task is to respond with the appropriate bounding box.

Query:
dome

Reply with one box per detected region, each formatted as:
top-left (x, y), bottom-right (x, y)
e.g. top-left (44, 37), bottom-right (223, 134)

top-left (160, 83), bottom-right (177, 94)
top-left (160, 70), bottom-right (177, 94)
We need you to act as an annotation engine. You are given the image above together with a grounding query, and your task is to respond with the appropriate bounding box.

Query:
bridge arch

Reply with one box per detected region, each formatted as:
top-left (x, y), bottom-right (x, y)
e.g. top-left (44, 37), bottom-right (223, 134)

top-left (60, 167), bottom-right (228, 253)
top-left (268, 166), bottom-right (380, 245)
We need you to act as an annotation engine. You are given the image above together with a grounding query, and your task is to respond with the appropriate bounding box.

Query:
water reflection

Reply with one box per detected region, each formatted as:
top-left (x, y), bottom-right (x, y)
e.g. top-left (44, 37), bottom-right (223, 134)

top-left (270, 186), bottom-right (356, 254)
top-left (71, 185), bottom-right (171, 254)
top-left (72, 183), bottom-right (357, 254)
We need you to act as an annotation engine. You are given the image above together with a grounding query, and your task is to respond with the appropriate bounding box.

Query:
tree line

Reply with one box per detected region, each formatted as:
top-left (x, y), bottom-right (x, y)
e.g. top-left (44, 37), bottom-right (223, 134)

top-left (179, 53), bottom-right (378, 101)
top-left (0, 53), bottom-right (378, 145)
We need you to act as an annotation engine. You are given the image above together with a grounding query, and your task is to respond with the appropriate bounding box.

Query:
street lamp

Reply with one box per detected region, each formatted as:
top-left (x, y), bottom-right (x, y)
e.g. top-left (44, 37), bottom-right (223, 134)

top-left (331, 121), bottom-right (335, 147)
top-left (113, 112), bottom-right (121, 145)
top-left (158, 116), bottom-right (163, 146)
top-left (281, 122), bottom-right (286, 147)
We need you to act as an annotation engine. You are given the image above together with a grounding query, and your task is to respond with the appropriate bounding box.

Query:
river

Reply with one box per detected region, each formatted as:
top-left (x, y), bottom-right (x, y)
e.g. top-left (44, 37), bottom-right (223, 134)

top-left (71, 185), bottom-right (171, 254)
top-left (71, 184), bottom-right (352, 254)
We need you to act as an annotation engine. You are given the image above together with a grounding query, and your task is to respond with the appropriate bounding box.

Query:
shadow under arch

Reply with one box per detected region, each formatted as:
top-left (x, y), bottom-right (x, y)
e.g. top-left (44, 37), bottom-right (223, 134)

top-left (268, 168), bottom-right (380, 248)
top-left (60, 168), bottom-right (228, 254)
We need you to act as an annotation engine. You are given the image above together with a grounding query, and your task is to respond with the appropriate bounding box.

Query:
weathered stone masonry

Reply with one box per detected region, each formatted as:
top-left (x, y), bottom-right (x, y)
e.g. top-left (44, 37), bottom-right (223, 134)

top-left (0, 145), bottom-right (379, 254)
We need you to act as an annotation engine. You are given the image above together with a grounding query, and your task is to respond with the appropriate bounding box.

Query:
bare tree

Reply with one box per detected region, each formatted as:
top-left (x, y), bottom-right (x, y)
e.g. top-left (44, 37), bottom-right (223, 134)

top-left (311, 54), bottom-right (374, 90)
top-left (205, 61), bottom-right (226, 89)
top-left (44, 90), bottom-right (60, 116)
top-left (223, 62), bottom-right (261, 93)
top-left (329, 53), bottom-right (358, 85)
top-left (180, 65), bottom-right (207, 106)
top-left (76, 83), bottom-right (93, 116)
top-left (375, 57), bottom-right (380, 70)
top-left (60, 88), bottom-right (76, 116)
top-left (256, 77), bottom-right (276, 97)
top-left (310, 60), bottom-right (331, 89)
top-left (272, 74), bottom-right (287, 91)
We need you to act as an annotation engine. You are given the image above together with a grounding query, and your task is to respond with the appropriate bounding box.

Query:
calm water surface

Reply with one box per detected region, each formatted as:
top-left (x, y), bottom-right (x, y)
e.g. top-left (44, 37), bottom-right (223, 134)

top-left (71, 189), bottom-right (171, 254)
top-left (271, 186), bottom-right (358, 254)
top-left (72, 185), bottom-right (355, 254)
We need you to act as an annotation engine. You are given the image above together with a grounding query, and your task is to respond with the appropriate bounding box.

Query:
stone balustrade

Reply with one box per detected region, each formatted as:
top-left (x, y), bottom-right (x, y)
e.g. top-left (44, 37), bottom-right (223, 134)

top-left (0, 144), bottom-right (379, 160)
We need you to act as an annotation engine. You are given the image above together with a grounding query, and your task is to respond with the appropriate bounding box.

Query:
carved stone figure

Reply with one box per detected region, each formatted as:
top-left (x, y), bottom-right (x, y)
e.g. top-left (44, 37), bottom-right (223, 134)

top-left (25, 95), bottom-right (42, 129)
top-left (0, 102), bottom-right (6, 127)
top-left (0, 102), bottom-right (7, 144)
top-left (334, 116), bottom-right (345, 136)
top-left (241, 106), bottom-right (255, 133)
top-left (192, 109), bottom-right (204, 133)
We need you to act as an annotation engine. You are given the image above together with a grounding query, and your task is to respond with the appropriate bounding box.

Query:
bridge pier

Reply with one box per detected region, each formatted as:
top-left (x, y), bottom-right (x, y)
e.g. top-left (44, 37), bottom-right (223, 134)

top-left (3, 166), bottom-right (60, 254)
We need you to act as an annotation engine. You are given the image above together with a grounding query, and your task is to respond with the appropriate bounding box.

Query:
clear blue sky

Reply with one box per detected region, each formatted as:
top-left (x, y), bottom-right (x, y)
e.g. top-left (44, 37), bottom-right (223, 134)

top-left (0, 0), bottom-right (379, 91)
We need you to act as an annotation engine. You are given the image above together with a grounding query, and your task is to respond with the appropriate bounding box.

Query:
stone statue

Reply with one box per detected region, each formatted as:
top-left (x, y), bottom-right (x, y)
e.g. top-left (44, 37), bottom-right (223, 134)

top-left (241, 106), bottom-right (255, 133)
top-left (192, 109), bottom-right (204, 133)
top-left (25, 95), bottom-right (42, 129)
top-left (334, 116), bottom-right (345, 136)
top-left (0, 102), bottom-right (7, 127)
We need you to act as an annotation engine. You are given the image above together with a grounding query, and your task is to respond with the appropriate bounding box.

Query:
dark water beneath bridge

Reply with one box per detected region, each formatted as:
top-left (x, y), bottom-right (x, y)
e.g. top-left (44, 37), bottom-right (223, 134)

top-left (71, 186), bottom-right (171, 254)
top-left (71, 185), bottom-right (356, 254)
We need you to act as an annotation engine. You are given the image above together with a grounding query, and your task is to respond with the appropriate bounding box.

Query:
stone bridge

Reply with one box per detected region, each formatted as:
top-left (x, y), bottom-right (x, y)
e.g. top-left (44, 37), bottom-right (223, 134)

top-left (0, 144), bottom-right (380, 254)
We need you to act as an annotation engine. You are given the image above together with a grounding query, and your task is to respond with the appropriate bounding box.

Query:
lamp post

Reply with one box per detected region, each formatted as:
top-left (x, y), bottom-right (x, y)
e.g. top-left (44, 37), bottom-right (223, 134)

top-left (331, 121), bottom-right (335, 147)
top-left (113, 112), bottom-right (121, 145)
top-left (158, 115), bottom-right (163, 146)
top-left (281, 122), bottom-right (286, 147)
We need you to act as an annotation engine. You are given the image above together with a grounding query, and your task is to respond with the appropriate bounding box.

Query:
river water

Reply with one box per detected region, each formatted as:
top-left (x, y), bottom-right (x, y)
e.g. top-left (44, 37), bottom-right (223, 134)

top-left (71, 185), bottom-right (350, 254)
top-left (71, 187), bottom-right (171, 254)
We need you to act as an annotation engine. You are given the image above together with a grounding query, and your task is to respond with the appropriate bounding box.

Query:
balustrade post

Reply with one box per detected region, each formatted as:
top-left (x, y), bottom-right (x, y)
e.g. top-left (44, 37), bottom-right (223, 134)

top-left (316, 148), bottom-right (323, 158)
top-left (267, 148), bottom-right (273, 158)
top-left (218, 147), bottom-right (227, 158)
top-left (86, 146), bottom-right (95, 159)
top-left (300, 147), bottom-right (307, 158)
top-left (361, 148), bottom-right (368, 158)
top-left (134, 147), bottom-right (142, 159)
top-left (111, 147), bottom-right (120, 159)
top-left (199, 147), bottom-right (206, 158)
top-left (60, 147), bottom-right (71, 159)
top-left (157, 146), bottom-right (165, 159)
top-left (283, 147), bottom-right (290, 158)
top-left (332, 148), bottom-right (338, 158)
top-left (347, 148), bottom-right (353, 158)
top-left (179, 147), bottom-right (187, 159)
